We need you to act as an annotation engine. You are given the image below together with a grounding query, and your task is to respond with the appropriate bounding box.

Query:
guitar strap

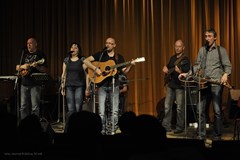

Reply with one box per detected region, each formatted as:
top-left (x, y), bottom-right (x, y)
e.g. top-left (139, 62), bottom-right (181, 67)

top-left (115, 53), bottom-right (119, 62)
top-left (174, 54), bottom-right (187, 66)
top-left (217, 45), bottom-right (224, 70)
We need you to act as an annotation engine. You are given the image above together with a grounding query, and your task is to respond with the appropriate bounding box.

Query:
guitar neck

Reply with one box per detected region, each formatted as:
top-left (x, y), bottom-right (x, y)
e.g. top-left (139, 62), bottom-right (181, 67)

top-left (110, 61), bottom-right (131, 69)
top-left (197, 77), bottom-right (232, 89)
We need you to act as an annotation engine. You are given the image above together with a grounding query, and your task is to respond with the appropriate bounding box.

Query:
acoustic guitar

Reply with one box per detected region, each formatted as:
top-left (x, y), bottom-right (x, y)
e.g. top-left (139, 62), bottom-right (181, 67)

top-left (88, 57), bottom-right (145, 84)
top-left (179, 76), bottom-right (232, 89)
top-left (20, 58), bottom-right (45, 77)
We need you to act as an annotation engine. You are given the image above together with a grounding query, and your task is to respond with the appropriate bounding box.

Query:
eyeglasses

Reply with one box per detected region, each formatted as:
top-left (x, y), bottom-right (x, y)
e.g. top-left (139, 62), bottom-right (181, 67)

top-left (105, 42), bottom-right (114, 45)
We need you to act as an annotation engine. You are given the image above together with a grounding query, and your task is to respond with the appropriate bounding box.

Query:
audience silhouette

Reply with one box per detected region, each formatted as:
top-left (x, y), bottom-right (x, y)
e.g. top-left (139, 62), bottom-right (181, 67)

top-left (17, 114), bottom-right (52, 145)
top-left (118, 111), bottom-right (137, 136)
top-left (0, 111), bottom-right (18, 146)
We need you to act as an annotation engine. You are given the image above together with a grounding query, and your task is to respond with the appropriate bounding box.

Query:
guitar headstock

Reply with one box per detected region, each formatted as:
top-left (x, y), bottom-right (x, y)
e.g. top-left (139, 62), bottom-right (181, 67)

top-left (133, 57), bottom-right (145, 63)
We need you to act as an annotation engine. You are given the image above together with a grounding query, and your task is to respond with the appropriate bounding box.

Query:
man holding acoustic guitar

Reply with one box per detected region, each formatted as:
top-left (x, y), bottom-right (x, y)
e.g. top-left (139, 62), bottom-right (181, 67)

top-left (16, 37), bottom-right (48, 120)
top-left (83, 37), bottom-right (138, 135)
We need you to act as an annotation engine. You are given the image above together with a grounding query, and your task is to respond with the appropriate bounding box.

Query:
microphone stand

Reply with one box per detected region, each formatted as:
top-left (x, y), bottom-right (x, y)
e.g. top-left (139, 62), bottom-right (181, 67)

top-left (184, 78), bottom-right (187, 137)
top-left (92, 50), bottom-right (105, 113)
top-left (195, 56), bottom-right (203, 139)
top-left (14, 49), bottom-right (24, 123)
top-left (197, 69), bottom-right (202, 139)
top-left (111, 76), bottom-right (115, 134)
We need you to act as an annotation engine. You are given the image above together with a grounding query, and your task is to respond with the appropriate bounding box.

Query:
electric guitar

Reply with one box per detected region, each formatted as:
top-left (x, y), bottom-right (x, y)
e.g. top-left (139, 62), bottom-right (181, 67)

top-left (164, 59), bottom-right (188, 86)
top-left (164, 67), bottom-right (176, 86)
top-left (88, 57), bottom-right (145, 84)
top-left (20, 58), bottom-right (45, 77)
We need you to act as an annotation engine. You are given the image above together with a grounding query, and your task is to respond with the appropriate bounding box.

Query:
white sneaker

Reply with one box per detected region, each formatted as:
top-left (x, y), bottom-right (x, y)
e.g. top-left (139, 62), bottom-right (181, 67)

top-left (193, 123), bottom-right (198, 128)
top-left (206, 123), bottom-right (210, 128)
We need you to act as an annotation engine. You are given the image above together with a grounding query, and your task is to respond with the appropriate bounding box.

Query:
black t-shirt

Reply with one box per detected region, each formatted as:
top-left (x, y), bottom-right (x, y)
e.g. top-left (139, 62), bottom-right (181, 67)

top-left (64, 56), bottom-right (86, 87)
top-left (167, 54), bottom-right (190, 89)
top-left (92, 51), bottom-right (125, 87)
top-left (21, 50), bottom-right (47, 86)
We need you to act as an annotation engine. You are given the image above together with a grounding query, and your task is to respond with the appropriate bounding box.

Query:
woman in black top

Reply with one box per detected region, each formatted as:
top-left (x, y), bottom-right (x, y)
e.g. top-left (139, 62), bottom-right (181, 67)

top-left (61, 42), bottom-right (89, 130)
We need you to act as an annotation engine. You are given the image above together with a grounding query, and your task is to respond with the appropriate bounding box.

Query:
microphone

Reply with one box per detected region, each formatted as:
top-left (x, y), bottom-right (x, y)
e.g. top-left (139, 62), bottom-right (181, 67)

top-left (102, 47), bottom-right (108, 52)
top-left (68, 51), bottom-right (74, 55)
top-left (205, 41), bottom-right (210, 51)
top-left (21, 46), bottom-right (27, 52)
top-left (22, 46), bottom-right (27, 50)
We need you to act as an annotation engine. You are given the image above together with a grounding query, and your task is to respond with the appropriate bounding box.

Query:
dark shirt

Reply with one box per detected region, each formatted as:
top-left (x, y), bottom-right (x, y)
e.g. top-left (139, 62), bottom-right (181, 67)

top-left (64, 56), bottom-right (86, 87)
top-left (167, 54), bottom-right (190, 89)
top-left (92, 51), bottom-right (125, 87)
top-left (21, 50), bottom-right (47, 86)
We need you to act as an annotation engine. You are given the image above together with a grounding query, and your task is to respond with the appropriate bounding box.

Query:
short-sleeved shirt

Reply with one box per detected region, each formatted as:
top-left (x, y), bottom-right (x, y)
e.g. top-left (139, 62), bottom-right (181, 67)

top-left (92, 51), bottom-right (125, 87)
top-left (21, 50), bottom-right (47, 86)
top-left (64, 56), bottom-right (86, 87)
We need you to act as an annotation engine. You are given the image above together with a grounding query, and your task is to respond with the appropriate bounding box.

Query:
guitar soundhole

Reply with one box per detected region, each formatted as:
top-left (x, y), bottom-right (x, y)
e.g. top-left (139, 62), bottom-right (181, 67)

top-left (105, 66), bottom-right (110, 71)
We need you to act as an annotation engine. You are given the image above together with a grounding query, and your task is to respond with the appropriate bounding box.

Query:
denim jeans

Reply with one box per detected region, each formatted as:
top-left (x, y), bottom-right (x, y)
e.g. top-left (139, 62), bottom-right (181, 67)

top-left (98, 86), bottom-right (119, 134)
top-left (162, 86), bottom-right (185, 131)
top-left (20, 85), bottom-right (41, 120)
top-left (66, 86), bottom-right (84, 120)
top-left (197, 85), bottom-right (223, 137)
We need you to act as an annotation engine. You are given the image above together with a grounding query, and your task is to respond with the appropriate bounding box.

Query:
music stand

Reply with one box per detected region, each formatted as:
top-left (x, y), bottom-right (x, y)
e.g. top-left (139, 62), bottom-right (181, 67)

top-left (180, 76), bottom-right (208, 138)
top-left (31, 73), bottom-right (51, 82)
top-left (180, 76), bottom-right (197, 138)
top-left (31, 73), bottom-right (51, 121)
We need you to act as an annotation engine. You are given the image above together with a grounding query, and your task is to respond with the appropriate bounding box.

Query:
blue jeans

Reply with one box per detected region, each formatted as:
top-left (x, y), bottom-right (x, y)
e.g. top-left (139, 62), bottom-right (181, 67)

top-left (66, 86), bottom-right (84, 120)
top-left (162, 86), bottom-right (185, 131)
top-left (20, 85), bottom-right (41, 120)
top-left (98, 86), bottom-right (119, 134)
top-left (197, 85), bottom-right (223, 137)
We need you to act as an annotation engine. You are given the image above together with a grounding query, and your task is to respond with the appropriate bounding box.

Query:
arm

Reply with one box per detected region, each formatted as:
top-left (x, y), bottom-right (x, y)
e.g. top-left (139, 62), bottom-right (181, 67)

top-left (83, 63), bottom-right (90, 97)
top-left (162, 66), bottom-right (169, 74)
top-left (34, 65), bottom-right (48, 73)
top-left (83, 56), bottom-right (102, 75)
top-left (16, 64), bottom-right (30, 71)
top-left (120, 85), bottom-right (128, 93)
top-left (122, 59), bottom-right (136, 74)
top-left (61, 63), bottom-right (67, 96)
top-left (220, 47), bottom-right (232, 84)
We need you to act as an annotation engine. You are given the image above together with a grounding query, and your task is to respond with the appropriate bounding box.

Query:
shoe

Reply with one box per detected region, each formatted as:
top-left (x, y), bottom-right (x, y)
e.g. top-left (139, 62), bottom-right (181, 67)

top-left (173, 130), bottom-right (184, 134)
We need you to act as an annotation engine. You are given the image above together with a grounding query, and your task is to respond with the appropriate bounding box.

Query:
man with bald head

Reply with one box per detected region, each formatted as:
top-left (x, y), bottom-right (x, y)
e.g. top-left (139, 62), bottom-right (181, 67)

top-left (16, 37), bottom-right (48, 120)
top-left (162, 40), bottom-right (190, 134)
top-left (84, 37), bottom-right (135, 135)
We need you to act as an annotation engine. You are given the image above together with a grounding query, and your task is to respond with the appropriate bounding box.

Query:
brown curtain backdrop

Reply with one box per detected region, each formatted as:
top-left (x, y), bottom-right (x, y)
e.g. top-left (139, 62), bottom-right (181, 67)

top-left (0, 0), bottom-right (239, 116)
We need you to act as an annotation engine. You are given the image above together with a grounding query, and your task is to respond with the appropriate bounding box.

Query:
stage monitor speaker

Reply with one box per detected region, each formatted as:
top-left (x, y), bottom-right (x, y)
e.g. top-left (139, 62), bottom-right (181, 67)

top-left (186, 87), bottom-right (198, 105)
top-left (228, 89), bottom-right (240, 119)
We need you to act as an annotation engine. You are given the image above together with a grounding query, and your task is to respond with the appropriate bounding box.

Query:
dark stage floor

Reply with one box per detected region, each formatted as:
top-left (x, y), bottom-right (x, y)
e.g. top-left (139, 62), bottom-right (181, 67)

top-left (50, 118), bottom-right (239, 149)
